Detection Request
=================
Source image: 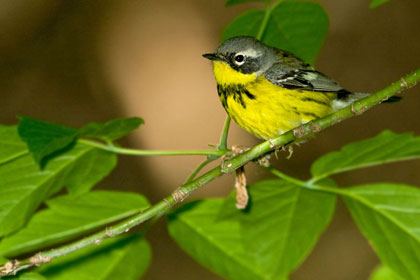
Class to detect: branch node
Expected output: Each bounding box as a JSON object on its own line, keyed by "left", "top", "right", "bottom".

{"left": 292, "top": 126, "right": 307, "bottom": 138}
{"left": 30, "top": 253, "right": 51, "bottom": 266}
{"left": 309, "top": 121, "right": 322, "bottom": 133}
{"left": 350, "top": 102, "right": 364, "bottom": 115}
{"left": 268, "top": 139, "right": 275, "bottom": 149}
{"left": 172, "top": 187, "right": 189, "bottom": 203}
{"left": 0, "top": 261, "right": 14, "bottom": 275}
{"left": 163, "top": 198, "right": 171, "bottom": 208}
{"left": 105, "top": 227, "right": 113, "bottom": 237}
{"left": 401, "top": 77, "right": 408, "bottom": 89}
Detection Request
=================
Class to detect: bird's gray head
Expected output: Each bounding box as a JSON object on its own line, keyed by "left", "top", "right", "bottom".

{"left": 203, "top": 36, "right": 276, "bottom": 75}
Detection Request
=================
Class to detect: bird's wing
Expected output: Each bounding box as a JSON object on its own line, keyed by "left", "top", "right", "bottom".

{"left": 265, "top": 62, "right": 344, "bottom": 93}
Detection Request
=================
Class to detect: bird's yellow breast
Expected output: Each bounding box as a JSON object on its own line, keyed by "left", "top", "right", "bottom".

{"left": 212, "top": 61, "right": 335, "bottom": 139}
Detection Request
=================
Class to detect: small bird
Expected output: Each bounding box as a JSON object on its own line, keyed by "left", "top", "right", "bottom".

{"left": 203, "top": 36, "right": 369, "bottom": 140}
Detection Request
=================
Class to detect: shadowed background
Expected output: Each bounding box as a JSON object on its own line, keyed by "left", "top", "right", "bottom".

{"left": 1, "top": 0, "right": 419, "bottom": 279}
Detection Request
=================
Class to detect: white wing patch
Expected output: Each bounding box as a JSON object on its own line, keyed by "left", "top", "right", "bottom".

{"left": 332, "top": 92, "right": 369, "bottom": 111}
{"left": 302, "top": 71, "right": 318, "bottom": 80}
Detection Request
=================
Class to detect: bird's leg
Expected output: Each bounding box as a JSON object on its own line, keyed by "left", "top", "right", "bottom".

{"left": 256, "top": 153, "right": 271, "bottom": 167}
{"left": 234, "top": 166, "right": 248, "bottom": 209}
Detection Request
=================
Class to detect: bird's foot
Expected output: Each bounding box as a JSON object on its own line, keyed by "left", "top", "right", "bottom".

{"left": 281, "top": 145, "right": 294, "bottom": 159}
{"left": 221, "top": 145, "right": 250, "bottom": 173}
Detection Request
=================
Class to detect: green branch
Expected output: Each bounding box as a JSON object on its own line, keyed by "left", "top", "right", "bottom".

{"left": 78, "top": 138, "right": 225, "bottom": 157}
{"left": 1, "top": 67, "right": 419, "bottom": 277}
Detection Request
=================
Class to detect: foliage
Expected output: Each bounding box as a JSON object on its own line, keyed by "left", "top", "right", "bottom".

{"left": 169, "top": 179, "right": 336, "bottom": 280}
{"left": 37, "top": 234, "right": 150, "bottom": 280}
{"left": 370, "top": 0, "right": 391, "bottom": 9}
{"left": 0, "top": 0, "right": 418, "bottom": 280}
{"left": 370, "top": 265, "right": 403, "bottom": 280}
{"left": 222, "top": 1, "right": 328, "bottom": 64}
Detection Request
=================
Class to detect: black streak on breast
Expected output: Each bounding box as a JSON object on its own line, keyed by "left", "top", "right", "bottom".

{"left": 217, "top": 84, "right": 256, "bottom": 109}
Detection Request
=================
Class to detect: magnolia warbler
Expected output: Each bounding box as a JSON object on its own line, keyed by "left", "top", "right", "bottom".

{"left": 203, "top": 36, "right": 377, "bottom": 140}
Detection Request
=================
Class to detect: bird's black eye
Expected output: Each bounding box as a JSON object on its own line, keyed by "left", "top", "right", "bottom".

{"left": 234, "top": 54, "right": 244, "bottom": 63}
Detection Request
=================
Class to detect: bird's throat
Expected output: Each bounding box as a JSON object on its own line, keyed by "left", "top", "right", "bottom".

{"left": 212, "top": 61, "right": 257, "bottom": 86}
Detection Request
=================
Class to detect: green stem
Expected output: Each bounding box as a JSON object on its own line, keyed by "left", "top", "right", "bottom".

{"left": 2, "top": 67, "right": 419, "bottom": 277}
{"left": 256, "top": 0, "right": 285, "bottom": 40}
{"left": 79, "top": 138, "right": 225, "bottom": 157}
{"left": 256, "top": 4, "right": 272, "bottom": 40}
{"left": 265, "top": 166, "right": 308, "bottom": 187}
{"left": 184, "top": 158, "right": 215, "bottom": 184}
{"left": 266, "top": 165, "right": 348, "bottom": 196}
{"left": 218, "top": 115, "right": 231, "bottom": 151}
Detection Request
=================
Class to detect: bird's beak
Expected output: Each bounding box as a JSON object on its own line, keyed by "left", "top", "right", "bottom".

{"left": 202, "top": 53, "right": 223, "bottom": 61}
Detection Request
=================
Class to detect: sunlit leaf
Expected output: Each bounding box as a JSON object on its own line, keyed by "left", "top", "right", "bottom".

{"left": 369, "top": 264, "right": 402, "bottom": 280}
{"left": 344, "top": 183, "right": 420, "bottom": 280}
{"left": 0, "top": 191, "right": 149, "bottom": 257}
{"left": 169, "top": 179, "right": 336, "bottom": 279}
{"left": 0, "top": 125, "right": 28, "bottom": 166}
{"left": 238, "top": 180, "right": 336, "bottom": 277}
{"left": 169, "top": 200, "right": 263, "bottom": 280}
{"left": 311, "top": 130, "right": 420, "bottom": 180}
{"left": 0, "top": 127, "right": 117, "bottom": 237}
{"left": 64, "top": 149, "right": 116, "bottom": 195}
{"left": 37, "top": 234, "right": 151, "bottom": 280}
{"left": 19, "top": 272, "right": 47, "bottom": 280}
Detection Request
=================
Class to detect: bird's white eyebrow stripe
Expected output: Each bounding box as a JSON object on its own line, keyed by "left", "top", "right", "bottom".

{"left": 241, "top": 48, "right": 262, "bottom": 57}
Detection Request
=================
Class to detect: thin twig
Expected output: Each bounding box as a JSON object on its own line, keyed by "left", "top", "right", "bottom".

{"left": 78, "top": 138, "right": 226, "bottom": 157}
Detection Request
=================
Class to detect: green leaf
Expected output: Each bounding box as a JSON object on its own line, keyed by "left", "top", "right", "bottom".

{"left": 222, "top": 10, "right": 265, "bottom": 41}
{"left": 169, "top": 200, "right": 263, "bottom": 280}
{"left": 239, "top": 180, "right": 336, "bottom": 277}
{"left": 19, "top": 272, "right": 47, "bottom": 280}
{"left": 222, "top": 1, "right": 328, "bottom": 64}
{"left": 225, "top": 0, "right": 268, "bottom": 7}
{"left": 0, "top": 191, "right": 149, "bottom": 257}
{"left": 18, "top": 116, "right": 79, "bottom": 165}
{"left": 79, "top": 117, "right": 144, "bottom": 142}
{"left": 169, "top": 179, "right": 336, "bottom": 280}
{"left": 0, "top": 127, "right": 117, "bottom": 237}
{"left": 311, "top": 130, "right": 420, "bottom": 180}
{"left": 263, "top": 1, "right": 328, "bottom": 64}
{"left": 370, "top": 0, "right": 391, "bottom": 9}
{"left": 0, "top": 256, "right": 8, "bottom": 266}
{"left": 64, "top": 149, "right": 117, "bottom": 195}
{"left": 343, "top": 183, "right": 420, "bottom": 280}
{"left": 37, "top": 234, "right": 151, "bottom": 280}
{"left": 370, "top": 265, "right": 403, "bottom": 280}
{"left": 0, "top": 125, "right": 28, "bottom": 166}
